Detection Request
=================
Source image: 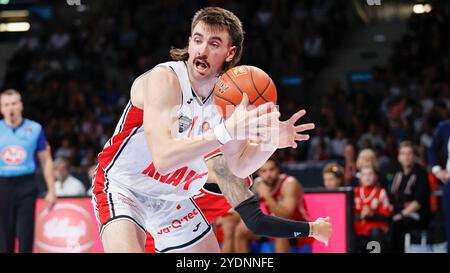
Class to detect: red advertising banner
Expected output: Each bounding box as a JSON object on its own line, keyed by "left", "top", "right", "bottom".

{"left": 34, "top": 197, "right": 104, "bottom": 253}
{"left": 34, "top": 190, "right": 352, "bottom": 253}
{"left": 304, "top": 191, "right": 352, "bottom": 253}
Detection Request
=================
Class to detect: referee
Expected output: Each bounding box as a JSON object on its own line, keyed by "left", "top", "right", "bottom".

{"left": 0, "top": 89, "right": 57, "bottom": 253}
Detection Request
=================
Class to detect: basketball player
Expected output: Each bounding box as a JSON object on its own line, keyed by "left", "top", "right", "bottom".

{"left": 234, "top": 157, "right": 314, "bottom": 253}
{"left": 144, "top": 150, "right": 332, "bottom": 253}
{"left": 93, "top": 7, "right": 318, "bottom": 253}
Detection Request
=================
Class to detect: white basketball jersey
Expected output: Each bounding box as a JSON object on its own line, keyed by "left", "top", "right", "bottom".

{"left": 96, "top": 61, "right": 222, "bottom": 201}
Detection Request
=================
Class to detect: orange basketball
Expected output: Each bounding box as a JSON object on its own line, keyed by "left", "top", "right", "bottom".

{"left": 213, "top": 65, "right": 277, "bottom": 118}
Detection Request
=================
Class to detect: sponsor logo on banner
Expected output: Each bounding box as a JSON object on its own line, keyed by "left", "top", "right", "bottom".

{"left": 0, "top": 145, "right": 27, "bottom": 164}
{"left": 35, "top": 201, "right": 95, "bottom": 253}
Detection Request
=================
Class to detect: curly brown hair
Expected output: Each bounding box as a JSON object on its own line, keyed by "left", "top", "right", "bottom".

{"left": 169, "top": 7, "right": 244, "bottom": 74}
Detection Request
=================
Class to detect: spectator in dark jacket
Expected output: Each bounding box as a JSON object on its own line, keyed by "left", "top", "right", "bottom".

{"left": 390, "top": 141, "right": 430, "bottom": 253}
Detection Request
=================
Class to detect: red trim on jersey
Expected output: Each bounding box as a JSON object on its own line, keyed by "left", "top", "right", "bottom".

{"left": 203, "top": 148, "right": 222, "bottom": 160}
{"left": 93, "top": 103, "right": 143, "bottom": 224}
{"left": 145, "top": 230, "right": 155, "bottom": 253}
{"left": 93, "top": 167, "right": 111, "bottom": 224}
{"left": 97, "top": 105, "right": 143, "bottom": 170}
{"left": 187, "top": 116, "right": 198, "bottom": 138}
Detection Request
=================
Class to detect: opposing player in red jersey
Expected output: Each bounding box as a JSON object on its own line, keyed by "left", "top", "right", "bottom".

{"left": 234, "top": 157, "right": 314, "bottom": 253}
{"left": 354, "top": 165, "right": 392, "bottom": 252}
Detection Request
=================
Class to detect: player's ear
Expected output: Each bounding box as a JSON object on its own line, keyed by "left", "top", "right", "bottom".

{"left": 225, "top": 46, "right": 237, "bottom": 62}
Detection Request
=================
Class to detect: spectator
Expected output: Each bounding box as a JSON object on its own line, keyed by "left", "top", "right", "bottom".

{"left": 354, "top": 165, "right": 392, "bottom": 253}
{"left": 48, "top": 26, "right": 71, "bottom": 50}
{"left": 343, "top": 143, "right": 357, "bottom": 186}
{"left": 322, "top": 163, "right": 345, "bottom": 190}
{"left": 54, "top": 158, "right": 87, "bottom": 197}
{"left": 54, "top": 138, "right": 74, "bottom": 163}
{"left": 330, "top": 129, "right": 347, "bottom": 159}
{"left": 307, "top": 126, "right": 331, "bottom": 161}
{"left": 390, "top": 141, "right": 430, "bottom": 253}
{"left": 358, "top": 123, "right": 385, "bottom": 150}
{"left": 352, "top": 148, "right": 389, "bottom": 189}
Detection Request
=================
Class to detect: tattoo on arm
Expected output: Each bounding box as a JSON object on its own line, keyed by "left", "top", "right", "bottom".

{"left": 212, "top": 156, "right": 254, "bottom": 207}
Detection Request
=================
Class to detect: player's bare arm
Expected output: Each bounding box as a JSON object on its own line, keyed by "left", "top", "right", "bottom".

{"left": 206, "top": 156, "right": 253, "bottom": 207}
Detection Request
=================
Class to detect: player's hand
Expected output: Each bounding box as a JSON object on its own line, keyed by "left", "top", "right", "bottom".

{"left": 310, "top": 216, "right": 332, "bottom": 246}
{"left": 224, "top": 93, "right": 279, "bottom": 142}
{"left": 265, "top": 109, "right": 315, "bottom": 149}
{"left": 44, "top": 191, "right": 57, "bottom": 210}
{"left": 435, "top": 170, "right": 449, "bottom": 184}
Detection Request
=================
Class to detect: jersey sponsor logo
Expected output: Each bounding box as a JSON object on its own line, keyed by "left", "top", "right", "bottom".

{"left": 179, "top": 115, "right": 192, "bottom": 133}
{"left": 142, "top": 162, "right": 208, "bottom": 191}
{"left": 157, "top": 208, "right": 199, "bottom": 235}
{"left": 0, "top": 145, "right": 27, "bottom": 164}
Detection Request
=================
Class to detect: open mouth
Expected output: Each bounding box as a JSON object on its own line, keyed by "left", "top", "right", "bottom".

{"left": 194, "top": 59, "right": 209, "bottom": 74}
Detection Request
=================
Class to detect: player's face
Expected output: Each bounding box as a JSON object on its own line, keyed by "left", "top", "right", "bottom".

{"left": 258, "top": 160, "right": 280, "bottom": 186}
{"left": 0, "top": 94, "right": 23, "bottom": 121}
{"left": 398, "top": 146, "right": 414, "bottom": 168}
{"left": 359, "top": 167, "right": 376, "bottom": 187}
{"left": 187, "top": 21, "right": 236, "bottom": 80}
{"left": 323, "top": 173, "right": 341, "bottom": 190}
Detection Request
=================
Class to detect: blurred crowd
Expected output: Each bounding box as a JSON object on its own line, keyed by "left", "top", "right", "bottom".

{"left": 282, "top": 4, "right": 450, "bottom": 172}
{"left": 2, "top": 0, "right": 349, "bottom": 188}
